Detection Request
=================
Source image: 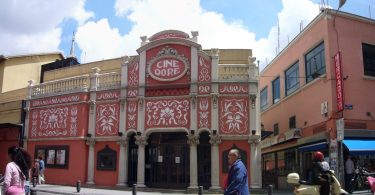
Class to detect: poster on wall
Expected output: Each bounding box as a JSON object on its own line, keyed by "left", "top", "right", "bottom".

{"left": 47, "top": 150, "right": 55, "bottom": 164}
{"left": 56, "top": 150, "right": 66, "bottom": 165}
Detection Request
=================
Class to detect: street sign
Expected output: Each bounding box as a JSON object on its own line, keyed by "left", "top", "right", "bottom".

{"left": 336, "top": 118, "right": 344, "bottom": 141}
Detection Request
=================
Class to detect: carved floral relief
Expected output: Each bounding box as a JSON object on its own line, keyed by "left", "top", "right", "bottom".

{"left": 219, "top": 98, "right": 249, "bottom": 134}
{"left": 145, "top": 99, "right": 190, "bottom": 129}
{"left": 95, "top": 103, "right": 119, "bottom": 136}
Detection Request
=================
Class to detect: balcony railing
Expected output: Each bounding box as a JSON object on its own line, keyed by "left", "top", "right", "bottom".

{"left": 219, "top": 65, "right": 250, "bottom": 80}
{"left": 31, "top": 75, "right": 90, "bottom": 98}
{"left": 97, "top": 72, "right": 121, "bottom": 90}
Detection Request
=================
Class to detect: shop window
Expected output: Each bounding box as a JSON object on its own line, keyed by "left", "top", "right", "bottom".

{"left": 260, "top": 87, "right": 268, "bottom": 111}
{"left": 262, "top": 153, "right": 275, "bottom": 174}
{"left": 362, "top": 43, "right": 375, "bottom": 77}
{"left": 289, "top": 115, "right": 296, "bottom": 129}
{"left": 277, "top": 150, "right": 297, "bottom": 176}
{"left": 35, "top": 146, "right": 69, "bottom": 169}
{"left": 97, "top": 145, "right": 117, "bottom": 171}
{"left": 222, "top": 145, "right": 247, "bottom": 173}
{"left": 305, "top": 42, "right": 326, "bottom": 83}
{"left": 272, "top": 77, "right": 280, "bottom": 104}
{"left": 285, "top": 62, "right": 300, "bottom": 96}
{"left": 273, "top": 123, "right": 279, "bottom": 136}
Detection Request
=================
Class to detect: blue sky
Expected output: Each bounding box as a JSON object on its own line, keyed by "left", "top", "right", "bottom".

{"left": 1, "top": 0, "right": 374, "bottom": 70}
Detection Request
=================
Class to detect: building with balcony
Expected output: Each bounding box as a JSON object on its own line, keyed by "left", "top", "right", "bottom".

{"left": 22, "top": 30, "right": 262, "bottom": 191}
{"left": 0, "top": 52, "right": 64, "bottom": 174}
{"left": 259, "top": 9, "right": 375, "bottom": 189}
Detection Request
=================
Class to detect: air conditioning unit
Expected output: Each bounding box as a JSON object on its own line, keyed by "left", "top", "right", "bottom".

{"left": 321, "top": 101, "right": 328, "bottom": 115}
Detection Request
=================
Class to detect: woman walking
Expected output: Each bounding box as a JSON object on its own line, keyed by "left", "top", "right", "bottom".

{"left": 3, "top": 146, "right": 32, "bottom": 195}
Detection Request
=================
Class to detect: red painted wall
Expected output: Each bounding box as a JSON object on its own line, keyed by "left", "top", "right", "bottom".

{"left": 219, "top": 140, "right": 251, "bottom": 188}
{"left": 94, "top": 142, "right": 119, "bottom": 186}
{"left": 0, "top": 127, "right": 20, "bottom": 174}
{"left": 27, "top": 140, "right": 87, "bottom": 185}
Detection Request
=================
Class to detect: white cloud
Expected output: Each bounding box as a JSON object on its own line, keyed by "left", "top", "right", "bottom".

{"left": 77, "top": 0, "right": 320, "bottom": 68}
{"left": 0, "top": 0, "right": 93, "bottom": 55}
{"left": 76, "top": 19, "right": 127, "bottom": 63}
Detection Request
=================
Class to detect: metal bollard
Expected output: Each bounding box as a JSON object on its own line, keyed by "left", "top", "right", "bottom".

{"left": 76, "top": 180, "right": 81, "bottom": 192}
{"left": 30, "top": 188, "right": 37, "bottom": 195}
{"left": 132, "top": 184, "right": 137, "bottom": 195}
{"left": 268, "top": 184, "right": 273, "bottom": 195}
{"left": 198, "top": 186, "right": 203, "bottom": 195}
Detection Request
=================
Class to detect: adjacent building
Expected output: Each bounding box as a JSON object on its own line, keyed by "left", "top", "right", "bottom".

{"left": 260, "top": 9, "right": 375, "bottom": 189}
{"left": 22, "top": 30, "right": 262, "bottom": 191}
{"left": 0, "top": 52, "right": 64, "bottom": 174}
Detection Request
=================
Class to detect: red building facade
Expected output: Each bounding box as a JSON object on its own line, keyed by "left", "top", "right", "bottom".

{"left": 24, "top": 30, "right": 261, "bottom": 191}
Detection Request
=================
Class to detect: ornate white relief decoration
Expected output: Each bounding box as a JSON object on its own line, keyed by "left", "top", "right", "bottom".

{"left": 39, "top": 107, "right": 69, "bottom": 136}
{"left": 127, "top": 101, "right": 137, "bottom": 129}
{"left": 146, "top": 99, "right": 189, "bottom": 128}
{"left": 31, "top": 111, "right": 38, "bottom": 137}
{"left": 219, "top": 84, "right": 249, "bottom": 94}
{"left": 198, "top": 85, "right": 211, "bottom": 94}
{"left": 198, "top": 98, "right": 210, "bottom": 128}
{"left": 97, "top": 91, "right": 120, "bottom": 100}
{"left": 70, "top": 106, "right": 78, "bottom": 136}
{"left": 220, "top": 98, "right": 249, "bottom": 134}
{"left": 127, "top": 89, "right": 138, "bottom": 97}
{"left": 198, "top": 57, "right": 211, "bottom": 82}
{"left": 129, "top": 62, "right": 139, "bottom": 86}
{"left": 32, "top": 95, "right": 80, "bottom": 107}
{"left": 96, "top": 104, "right": 119, "bottom": 135}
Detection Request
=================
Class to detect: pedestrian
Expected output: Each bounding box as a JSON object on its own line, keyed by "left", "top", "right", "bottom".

{"left": 31, "top": 159, "right": 39, "bottom": 185}
{"left": 3, "top": 146, "right": 32, "bottom": 195}
{"left": 224, "top": 149, "right": 249, "bottom": 195}
{"left": 38, "top": 156, "right": 45, "bottom": 184}
{"left": 345, "top": 155, "right": 355, "bottom": 190}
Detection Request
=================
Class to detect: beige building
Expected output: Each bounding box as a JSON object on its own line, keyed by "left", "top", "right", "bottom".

{"left": 0, "top": 52, "right": 63, "bottom": 174}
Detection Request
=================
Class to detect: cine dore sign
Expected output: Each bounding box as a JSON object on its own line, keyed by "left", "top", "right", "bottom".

{"left": 148, "top": 57, "right": 188, "bottom": 82}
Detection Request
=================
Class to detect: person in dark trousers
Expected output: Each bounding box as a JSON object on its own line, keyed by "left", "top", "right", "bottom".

{"left": 310, "top": 151, "right": 330, "bottom": 195}
{"left": 224, "top": 149, "right": 249, "bottom": 195}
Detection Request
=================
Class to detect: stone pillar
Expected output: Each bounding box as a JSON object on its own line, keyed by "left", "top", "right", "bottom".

{"left": 211, "top": 48, "right": 220, "bottom": 132}
{"left": 119, "top": 56, "right": 128, "bottom": 136}
{"left": 24, "top": 80, "right": 35, "bottom": 149}
{"left": 117, "top": 138, "right": 128, "bottom": 186}
{"left": 135, "top": 134, "right": 147, "bottom": 187}
{"left": 86, "top": 138, "right": 96, "bottom": 185}
{"left": 209, "top": 133, "right": 222, "bottom": 190}
{"left": 248, "top": 94, "right": 262, "bottom": 189}
{"left": 187, "top": 133, "right": 199, "bottom": 190}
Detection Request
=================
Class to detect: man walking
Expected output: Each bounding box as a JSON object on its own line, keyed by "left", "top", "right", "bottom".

{"left": 224, "top": 149, "right": 249, "bottom": 195}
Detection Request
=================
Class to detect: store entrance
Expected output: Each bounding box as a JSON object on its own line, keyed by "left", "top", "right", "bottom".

{"left": 145, "top": 132, "right": 189, "bottom": 189}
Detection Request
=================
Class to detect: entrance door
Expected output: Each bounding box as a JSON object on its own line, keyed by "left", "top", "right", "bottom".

{"left": 198, "top": 132, "right": 211, "bottom": 189}
{"left": 127, "top": 134, "right": 138, "bottom": 186}
{"left": 145, "top": 132, "right": 189, "bottom": 189}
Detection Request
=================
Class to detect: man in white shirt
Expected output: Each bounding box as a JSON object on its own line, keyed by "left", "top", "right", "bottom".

{"left": 345, "top": 155, "right": 355, "bottom": 190}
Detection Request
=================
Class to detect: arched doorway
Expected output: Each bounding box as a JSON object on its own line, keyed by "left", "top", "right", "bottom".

{"left": 127, "top": 133, "right": 138, "bottom": 186}
{"left": 198, "top": 131, "right": 211, "bottom": 189}
{"left": 145, "top": 132, "right": 189, "bottom": 189}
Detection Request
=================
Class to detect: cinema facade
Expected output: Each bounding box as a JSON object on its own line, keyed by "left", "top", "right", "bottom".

{"left": 23, "top": 30, "right": 261, "bottom": 191}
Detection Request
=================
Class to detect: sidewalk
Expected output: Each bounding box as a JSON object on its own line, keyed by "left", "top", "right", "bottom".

{"left": 33, "top": 184, "right": 293, "bottom": 195}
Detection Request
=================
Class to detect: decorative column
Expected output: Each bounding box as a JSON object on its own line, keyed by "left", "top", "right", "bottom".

{"left": 135, "top": 134, "right": 147, "bottom": 187}
{"left": 119, "top": 56, "right": 128, "bottom": 135}
{"left": 209, "top": 133, "right": 222, "bottom": 190}
{"left": 86, "top": 67, "right": 99, "bottom": 185}
{"left": 117, "top": 137, "right": 128, "bottom": 186}
{"left": 248, "top": 94, "right": 262, "bottom": 189}
{"left": 211, "top": 48, "right": 220, "bottom": 132}
{"left": 187, "top": 133, "right": 199, "bottom": 190}
{"left": 86, "top": 137, "right": 96, "bottom": 185}
{"left": 23, "top": 80, "right": 35, "bottom": 149}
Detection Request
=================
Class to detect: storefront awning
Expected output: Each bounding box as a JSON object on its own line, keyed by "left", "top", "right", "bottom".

{"left": 343, "top": 140, "right": 375, "bottom": 155}
{"left": 298, "top": 142, "right": 328, "bottom": 152}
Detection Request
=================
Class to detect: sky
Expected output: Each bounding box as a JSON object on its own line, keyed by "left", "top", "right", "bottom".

{"left": 0, "top": 0, "right": 374, "bottom": 70}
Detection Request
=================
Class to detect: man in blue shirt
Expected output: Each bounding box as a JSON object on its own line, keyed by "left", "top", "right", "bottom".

{"left": 224, "top": 149, "right": 249, "bottom": 195}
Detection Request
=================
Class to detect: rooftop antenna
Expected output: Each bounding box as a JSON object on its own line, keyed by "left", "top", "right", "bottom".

{"left": 300, "top": 21, "right": 304, "bottom": 32}
{"left": 277, "top": 20, "right": 280, "bottom": 54}
{"left": 68, "top": 31, "right": 76, "bottom": 59}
